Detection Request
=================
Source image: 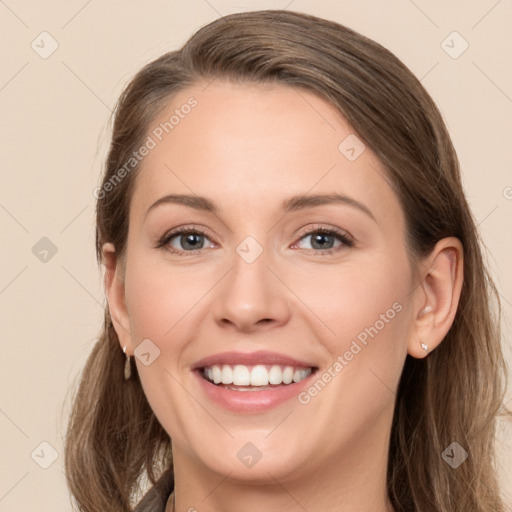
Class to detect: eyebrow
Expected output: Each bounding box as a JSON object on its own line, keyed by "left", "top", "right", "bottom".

{"left": 145, "top": 193, "right": 376, "bottom": 222}
{"left": 145, "top": 194, "right": 217, "bottom": 219}
{"left": 282, "top": 193, "right": 376, "bottom": 221}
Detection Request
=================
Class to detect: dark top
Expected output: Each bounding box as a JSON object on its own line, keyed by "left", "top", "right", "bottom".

{"left": 134, "top": 469, "right": 174, "bottom": 512}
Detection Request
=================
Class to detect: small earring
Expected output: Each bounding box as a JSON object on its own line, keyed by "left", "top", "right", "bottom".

{"left": 420, "top": 341, "right": 428, "bottom": 352}
{"left": 123, "top": 345, "right": 132, "bottom": 380}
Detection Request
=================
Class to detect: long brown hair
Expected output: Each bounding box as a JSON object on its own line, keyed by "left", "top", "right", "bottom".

{"left": 64, "top": 10, "right": 510, "bottom": 511}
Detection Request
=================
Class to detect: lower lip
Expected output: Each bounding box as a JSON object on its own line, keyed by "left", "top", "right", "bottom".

{"left": 194, "top": 370, "right": 314, "bottom": 413}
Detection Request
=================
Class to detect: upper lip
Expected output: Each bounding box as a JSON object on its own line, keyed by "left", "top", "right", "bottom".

{"left": 192, "top": 350, "right": 317, "bottom": 370}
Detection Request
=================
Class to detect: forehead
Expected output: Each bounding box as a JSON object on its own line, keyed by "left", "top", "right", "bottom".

{"left": 129, "top": 80, "right": 402, "bottom": 226}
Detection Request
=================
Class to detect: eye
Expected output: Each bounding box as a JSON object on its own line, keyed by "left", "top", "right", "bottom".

{"left": 156, "top": 224, "right": 354, "bottom": 256}
{"left": 292, "top": 225, "right": 354, "bottom": 254}
{"left": 156, "top": 227, "right": 215, "bottom": 254}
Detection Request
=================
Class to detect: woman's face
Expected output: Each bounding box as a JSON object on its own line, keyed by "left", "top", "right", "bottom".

{"left": 114, "top": 80, "right": 420, "bottom": 482}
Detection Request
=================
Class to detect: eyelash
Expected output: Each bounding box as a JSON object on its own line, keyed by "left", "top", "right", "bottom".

{"left": 155, "top": 224, "right": 355, "bottom": 256}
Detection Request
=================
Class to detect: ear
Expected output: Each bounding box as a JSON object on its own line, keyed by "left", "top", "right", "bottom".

{"left": 102, "top": 242, "right": 133, "bottom": 355}
{"left": 408, "top": 237, "right": 464, "bottom": 358}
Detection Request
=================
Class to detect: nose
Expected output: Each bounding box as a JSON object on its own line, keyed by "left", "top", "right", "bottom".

{"left": 212, "top": 244, "right": 291, "bottom": 333}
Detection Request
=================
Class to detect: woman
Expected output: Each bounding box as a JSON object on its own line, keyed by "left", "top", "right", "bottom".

{"left": 64, "top": 10, "right": 510, "bottom": 512}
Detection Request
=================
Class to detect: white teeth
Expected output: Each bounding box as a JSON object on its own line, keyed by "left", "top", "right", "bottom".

{"left": 283, "top": 366, "right": 294, "bottom": 384}
{"left": 268, "top": 365, "right": 283, "bottom": 385}
{"left": 232, "top": 365, "right": 251, "bottom": 386}
{"left": 293, "top": 369, "right": 304, "bottom": 383}
{"left": 212, "top": 365, "right": 222, "bottom": 384}
{"left": 250, "top": 365, "right": 268, "bottom": 386}
{"left": 296, "top": 369, "right": 311, "bottom": 382}
{"left": 220, "top": 365, "right": 233, "bottom": 385}
{"left": 202, "top": 364, "right": 313, "bottom": 387}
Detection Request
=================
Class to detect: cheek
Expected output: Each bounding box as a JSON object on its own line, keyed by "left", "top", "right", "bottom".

{"left": 122, "top": 256, "right": 210, "bottom": 441}
{"left": 290, "top": 251, "right": 412, "bottom": 426}
{"left": 291, "top": 252, "right": 411, "bottom": 358}
{"left": 124, "top": 271, "right": 170, "bottom": 345}
{"left": 299, "top": 252, "right": 411, "bottom": 425}
{"left": 124, "top": 254, "right": 212, "bottom": 346}
{"left": 122, "top": 253, "right": 224, "bottom": 413}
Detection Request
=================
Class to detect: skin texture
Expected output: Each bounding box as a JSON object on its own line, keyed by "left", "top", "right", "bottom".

{"left": 103, "top": 80, "right": 463, "bottom": 512}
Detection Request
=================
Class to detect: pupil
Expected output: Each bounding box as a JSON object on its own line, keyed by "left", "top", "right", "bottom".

{"left": 312, "top": 233, "right": 333, "bottom": 250}
{"left": 182, "top": 233, "right": 202, "bottom": 250}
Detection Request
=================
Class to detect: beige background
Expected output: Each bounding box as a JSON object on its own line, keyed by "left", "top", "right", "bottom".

{"left": 0, "top": 1, "right": 511, "bottom": 510}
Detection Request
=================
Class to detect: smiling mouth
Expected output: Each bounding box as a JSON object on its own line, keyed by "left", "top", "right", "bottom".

{"left": 200, "top": 364, "right": 316, "bottom": 391}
